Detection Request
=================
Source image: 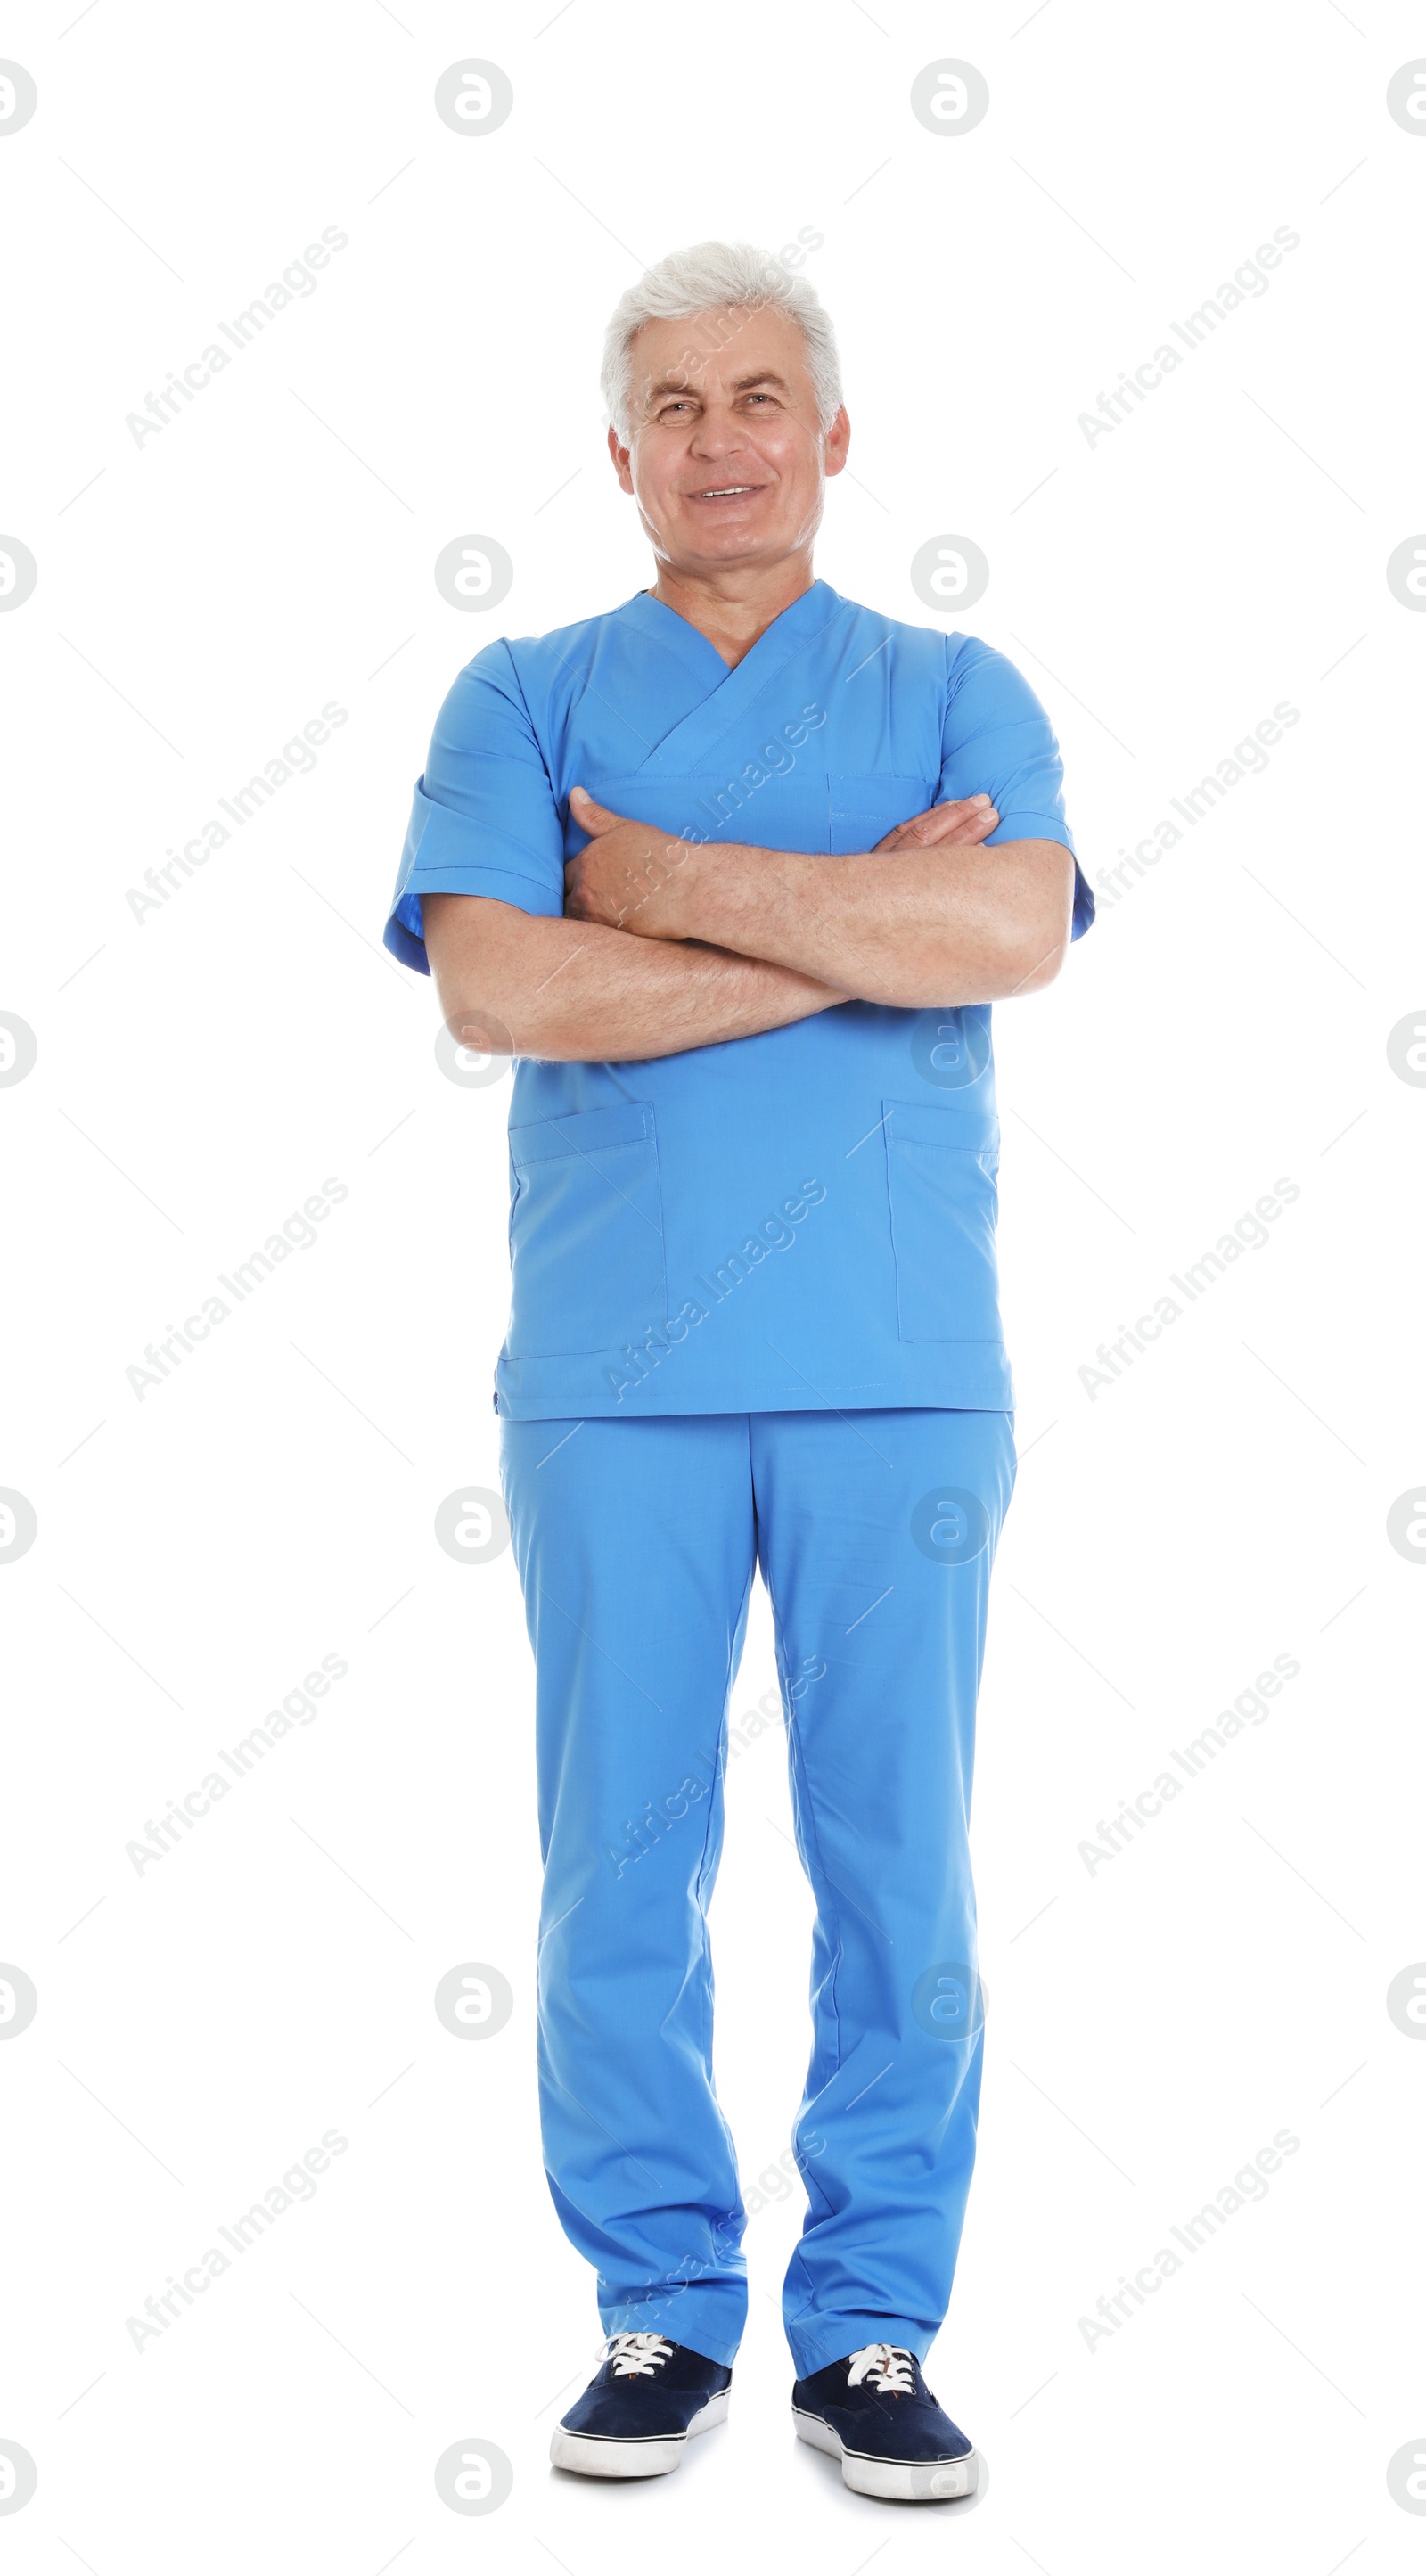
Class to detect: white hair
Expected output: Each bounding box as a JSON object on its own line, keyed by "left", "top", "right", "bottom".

{"left": 600, "top": 240, "right": 842, "bottom": 441}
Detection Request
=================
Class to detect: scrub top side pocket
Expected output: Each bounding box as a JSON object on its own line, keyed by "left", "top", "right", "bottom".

{"left": 506, "top": 1102, "right": 667, "bottom": 1358}
{"left": 881, "top": 1097, "right": 1003, "bottom": 1345}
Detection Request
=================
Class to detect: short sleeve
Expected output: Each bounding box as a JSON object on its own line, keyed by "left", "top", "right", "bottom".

{"left": 938, "top": 637, "right": 1094, "bottom": 941}
{"left": 383, "top": 642, "right": 566, "bottom": 973}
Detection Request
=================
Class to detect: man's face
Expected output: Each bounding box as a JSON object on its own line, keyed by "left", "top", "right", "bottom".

{"left": 609, "top": 304, "right": 849, "bottom": 574}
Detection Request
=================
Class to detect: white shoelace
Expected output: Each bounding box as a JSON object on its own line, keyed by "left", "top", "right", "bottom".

{"left": 605, "top": 2332, "right": 676, "bottom": 2379}
{"left": 847, "top": 2342, "right": 916, "bottom": 2394}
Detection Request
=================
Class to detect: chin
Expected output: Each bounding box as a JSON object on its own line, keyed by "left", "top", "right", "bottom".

{"left": 686, "top": 520, "right": 779, "bottom": 557}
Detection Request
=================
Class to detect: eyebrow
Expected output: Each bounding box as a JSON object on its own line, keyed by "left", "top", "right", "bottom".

{"left": 643, "top": 370, "right": 791, "bottom": 406}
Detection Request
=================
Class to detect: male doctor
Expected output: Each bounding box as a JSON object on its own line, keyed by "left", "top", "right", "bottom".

{"left": 385, "top": 241, "right": 1093, "bottom": 2505}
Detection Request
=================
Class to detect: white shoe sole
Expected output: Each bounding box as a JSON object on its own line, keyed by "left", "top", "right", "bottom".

{"left": 793, "top": 2407, "right": 979, "bottom": 2501}
{"left": 551, "top": 2388, "right": 728, "bottom": 2479}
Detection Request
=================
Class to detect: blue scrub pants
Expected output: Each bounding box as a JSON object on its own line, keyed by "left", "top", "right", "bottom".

{"left": 500, "top": 1407, "right": 1016, "bottom": 2379}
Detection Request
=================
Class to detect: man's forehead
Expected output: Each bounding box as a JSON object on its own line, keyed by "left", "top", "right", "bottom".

{"left": 626, "top": 305, "right": 813, "bottom": 405}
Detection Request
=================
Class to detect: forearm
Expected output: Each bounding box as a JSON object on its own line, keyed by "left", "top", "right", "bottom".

{"left": 679, "top": 839, "right": 1076, "bottom": 1006}
{"left": 422, "top": 894, "right": 845, "bottom": 1062}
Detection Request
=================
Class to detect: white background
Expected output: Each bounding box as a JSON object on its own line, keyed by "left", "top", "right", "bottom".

{"left": 4, "top": 0, "right": 1425, "bottom": 2566}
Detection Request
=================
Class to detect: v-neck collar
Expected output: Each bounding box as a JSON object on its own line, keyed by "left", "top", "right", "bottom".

{"left": 621, "top": 579, "right": 841, "bottom": 775}
{"left": 625, "top": 578, "right": 837, "bottom": 681}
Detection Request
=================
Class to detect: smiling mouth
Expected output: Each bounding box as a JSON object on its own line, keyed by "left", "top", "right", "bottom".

{"left": 687, "top": 484, "right": 764, "bottom": 500}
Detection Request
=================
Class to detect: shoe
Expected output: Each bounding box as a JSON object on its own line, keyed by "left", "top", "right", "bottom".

{"left": 551, "top": 2332, "right": 732, "bottom": 2478}
{"left": 791, "top": 2341, "right": 979, "bottom": 2501}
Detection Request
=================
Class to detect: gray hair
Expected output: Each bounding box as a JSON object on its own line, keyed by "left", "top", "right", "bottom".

{"left": 600, "top": 240, "right": 842, "bottom": 442}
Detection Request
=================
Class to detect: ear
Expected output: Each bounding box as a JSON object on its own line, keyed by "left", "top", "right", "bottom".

{"left": 823, "top": 404, "right": 851, "bottom": 480}
{"left": 607, "top": 422, "right": 635, "bottom": 495}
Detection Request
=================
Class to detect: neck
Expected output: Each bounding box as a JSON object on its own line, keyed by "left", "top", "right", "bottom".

{"left": 649, "top": 554, "right": 816, "bottom": 668}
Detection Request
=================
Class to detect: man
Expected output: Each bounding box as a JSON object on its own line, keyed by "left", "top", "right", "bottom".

{"left": 384, "top": 240, "right": 1093, "bottom": 2504}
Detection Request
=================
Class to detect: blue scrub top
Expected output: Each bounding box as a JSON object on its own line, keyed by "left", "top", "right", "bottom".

{"left": 385, "top": 579, "right": 1091, "bottom": 1420}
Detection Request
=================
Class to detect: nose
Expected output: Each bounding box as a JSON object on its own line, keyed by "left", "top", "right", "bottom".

{"left": 688, "top": 405, "right": 750, "bottom": 461}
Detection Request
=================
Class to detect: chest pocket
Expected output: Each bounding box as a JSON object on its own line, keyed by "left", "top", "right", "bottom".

{"left": 881, "top": 1098, "right": 1002, "bottom": 1344}
{"left": 829, "top": 777, "right": 938, "bottom": 856}
{"left": 507, "top": 1102, "right": 667, "bottom": 1358}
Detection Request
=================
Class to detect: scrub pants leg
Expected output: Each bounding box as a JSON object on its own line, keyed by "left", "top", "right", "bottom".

{"left": 500, "top": 1405, "right": 1015, "bottom": 2376}
{"left": 746, "top": 1407, "right": 1016, "bottom": 2380}
{"left": 501, "top": 1412, "right": 758, "bottom": 2369}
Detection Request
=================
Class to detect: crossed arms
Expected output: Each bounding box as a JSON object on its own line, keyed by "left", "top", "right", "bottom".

{"left": 423, "top": 786, "right": 1076, "bottom": 1065}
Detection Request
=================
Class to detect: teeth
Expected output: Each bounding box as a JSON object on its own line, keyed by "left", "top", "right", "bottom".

{"left": 698, "top": 486, "right": 754, "bottom": 496}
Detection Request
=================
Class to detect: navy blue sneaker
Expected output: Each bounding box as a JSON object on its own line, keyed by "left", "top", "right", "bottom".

{"left": 792, "top": 2342, "right": 979, "bottom": 2501}
{"left": 551, "top": 2333, "right": 732, "bottom": 2478}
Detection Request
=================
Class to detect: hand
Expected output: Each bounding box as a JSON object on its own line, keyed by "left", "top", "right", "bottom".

{"left": 564, "top": 786, "right": 702, "bottom": 938}
{"left": 874, "top": 792, "right": 999, "bottom": 853}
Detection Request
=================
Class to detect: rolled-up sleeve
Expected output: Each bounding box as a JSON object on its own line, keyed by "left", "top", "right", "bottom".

{"left": 939, "top": 637, "right": 1094, "bottom": 941}
{"left": 383, "top": 643, "right": 566, "bottom": 973}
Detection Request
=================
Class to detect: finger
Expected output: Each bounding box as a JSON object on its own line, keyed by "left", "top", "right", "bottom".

{"left": 878, "top": 803, "right": 999, "bottom": 852}
{"left": 565, "top": 884, "right": 616, "bottom": 925}
{"left": 925, "top": 794, "right": 1000, "bottom": 831}
{"left": 947, "top": 801, "right": 999, "bottom": 839}
{"left": 565, "top": 862, "right": 628, "bottom": 927}
{"left": 892, "top": 803, "right": 992, "bottom": 847}
{"left": 911, "top": 794, "right": 988, "bottom": 833}
{"left": 935, "top": 811, "right": 999, "bottom": 847}
{"left": 874, "top": 807, "right": 947, "bottom": 850}
{"left": 569, "top": 783, "right": 624, "bottom": 834}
